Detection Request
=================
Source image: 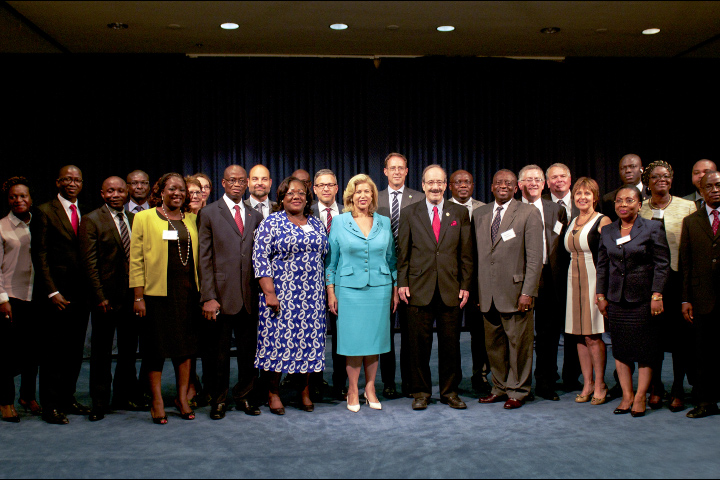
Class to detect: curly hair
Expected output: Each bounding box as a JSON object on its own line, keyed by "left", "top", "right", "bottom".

{"left": 642, "top": 160, "right": 674, "bottom": 187}
{"left": 148, "top": 173, "right": 190, "bottom": 210}
{"left": 274, "top": 176, "right": 312, "bottom": 217}
{"left": 2, "top": 176, "right": 31, "bottom": 196}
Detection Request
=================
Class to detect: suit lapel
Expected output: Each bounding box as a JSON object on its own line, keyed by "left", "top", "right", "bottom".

{"left": 403, "top": 189, "right": 418, "bottom": 208}
{"left": 219, "top": 201, "right": 242, "bottom": 237}
{"left": 692, "top": 209, "right": 716, "bottom": 241}
{"left": 101, "top": 206, "right": 124, "bottom": 248}
{"left": 243, "top": 206, "right": 260, "bottom": 241}
{"left": 437, "top": 204, "right": 452, "bottom": 246}
{"left": 52, "top": 198, "right": 76, "bottom": 238}
{"left": 417, "top": 203, "right": 437, "bottom": 244}
{"left": 493, "top": 200, "right": 517, "bottom": 248}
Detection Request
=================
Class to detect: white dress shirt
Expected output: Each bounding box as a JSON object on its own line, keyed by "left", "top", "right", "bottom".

{"left": 249, "top": 196, "right": 271, "bottom": 219}
{"left": 389, "top": 186, "right": 405, "bottom": 210}
{"left": 550, "top": 191, "right": 573, "bottom": 219}
{"left": 107, "top": 205, "right": 131, "bottom": 236}
{"left": 492, "top": 199, "right": 511, "bottom": 226}
{"left": 318, "top": 201, "right": 340, "bottom": 230}
{"left": 450, "top": 197, "right": 474, "bottom": 215}
{"left": 706, "top": 204, "right": 720, "bottom": 225}
{"left": 57, "top": 193, "right": 80, "bottom": 224}
{"left": 426, "top": 199, "right": 444, "bottom": 224}
{"left": 224, "top": 194, "right": 246, "bottom": 225}
{"left": 126, "top": 199, "right": 150, "bottom": 213}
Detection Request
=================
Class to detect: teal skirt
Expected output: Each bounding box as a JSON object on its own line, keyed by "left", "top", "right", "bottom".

{"left": 336, "top": 285, "right": 392, "bottom": 356}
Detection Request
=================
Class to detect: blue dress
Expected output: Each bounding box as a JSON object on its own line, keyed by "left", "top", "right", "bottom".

{"left": 252, "top": 211, "right": 329, "bottom": 373}
{"left": 325, "top": 212, "right": 397, "bottom": 356}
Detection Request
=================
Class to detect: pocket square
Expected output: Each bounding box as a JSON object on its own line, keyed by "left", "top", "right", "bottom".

{"left": 450, "top": 221, "right": 457, "bottom": 226}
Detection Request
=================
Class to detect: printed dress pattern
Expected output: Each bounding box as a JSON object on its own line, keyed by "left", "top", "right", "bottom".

{"left": 252, "top": 211, "right": 329, "bottom": 373}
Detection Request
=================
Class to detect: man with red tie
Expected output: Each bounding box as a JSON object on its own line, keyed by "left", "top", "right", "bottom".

{"left": 397, "top": 165, "right": 473, "bottom": 410}
{"left": 32, "top": 165, "right": 91, "bottom": 424}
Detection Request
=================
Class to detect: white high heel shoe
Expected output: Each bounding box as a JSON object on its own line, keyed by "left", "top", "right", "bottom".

{"left": 364, "top": 392, "right": 382, "bottom": 410}
{"left": 347, "top": 392, "right": 361, "bottom": 413}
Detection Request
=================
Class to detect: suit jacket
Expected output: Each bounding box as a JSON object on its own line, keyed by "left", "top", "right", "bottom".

{"left": 600, "top": 186, "right": 649, "bottom": 221}
{"left": 310, "top": 202, "right": 339, "bottom": 219}
{"left": 472, "top": 199, "right": 544, "bottom": 313}
{"left": 449, "top": 197, "right": 486, "bottom": 214}
{"left": 539, "top": 198, "right": 570, "bottom": 298}
{"left": 679, "top": 208, "right": 720, "bottom": 314}
{"left": 542, "top": 193, "right": 580, "bottom": 220}
{"left": 244, "top": 198, "right": 277, "bottom": 216}
{"left": 596, "top": 216, "right": 670, "bottom": 303}
{"left": 325, "top": 212, "right": 397, "bottom": 288}
{"left": 376, "top": 187, "right": 425, "bottom": 219}
{"left": 31, "top": 198, "right": 88, "bottom": 302}
{"left": 197, "top": 200, "right": 262, "bottom": 316}
{"left": 397, "top": 201, "right": 472, "bottom": 307}
{"left": 78, "top": 205, "right": 135, "bottom": 306}
{"left": 683, "top": 192, "right": 706, "bottom": 211}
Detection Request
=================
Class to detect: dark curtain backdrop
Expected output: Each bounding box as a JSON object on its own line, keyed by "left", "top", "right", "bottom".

{"left": 2, "top": 54, "right": 719, "bottom": 210}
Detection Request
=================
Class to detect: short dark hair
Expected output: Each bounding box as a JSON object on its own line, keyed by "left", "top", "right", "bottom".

{"left": 149, "top": 173, "right": 190, "bottom": 210}
{"left": 493, "top": 169, "right": 518, "bottom": 184}
{"left": 274, "top": 176, "right": 313, "bottom": 217}
{"left": 616, "top": 184, "right": 643, "bottom": 203}
{"left": 571, "top": 177, "right": 600, "bottom": 208}
{"left": 2, "top": 176, "right": 31, "bottom": 196}
{"left": 384, "top": 153, "right": 408, "bottom": 169}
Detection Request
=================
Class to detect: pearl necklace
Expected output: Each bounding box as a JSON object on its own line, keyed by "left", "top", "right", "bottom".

{"left": 161, "top": 204, "right": 191, "bottom": 267}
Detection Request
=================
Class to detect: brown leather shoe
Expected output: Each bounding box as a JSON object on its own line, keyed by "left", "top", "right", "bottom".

{"left": 479, "top": 393, "right": 508, "bottom": 404}
{"left": 440, "top": 396, "right": 467, "bottom": 409}
{"left": 503, "top": 398, "right": 523, "bottom": 409}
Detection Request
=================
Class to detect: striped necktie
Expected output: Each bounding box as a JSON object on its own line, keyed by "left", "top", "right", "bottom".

{"left": 391, "top": 191, "right": 401, "bottom": 241}
{"left": 325, "top": 208, "right": 333, "bottom": 233}
{"left": 491, "top": 205, "right": 503, "bottom": 243}
{"left": 117, "top": 212, "right": 131, "bottom": 259}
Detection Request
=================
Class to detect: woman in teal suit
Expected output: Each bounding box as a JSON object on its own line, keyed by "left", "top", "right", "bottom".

{"left": 326, "top": 174, "right": 398, "bottom": 412}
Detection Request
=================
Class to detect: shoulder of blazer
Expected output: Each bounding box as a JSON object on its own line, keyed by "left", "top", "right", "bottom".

{"left": 602, "top": 188, "right": 619, "bottom": 203}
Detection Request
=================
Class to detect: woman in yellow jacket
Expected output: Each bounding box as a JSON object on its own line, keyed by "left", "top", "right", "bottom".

{"left": 130, "top": 173, "right": 200, "bottom": 424}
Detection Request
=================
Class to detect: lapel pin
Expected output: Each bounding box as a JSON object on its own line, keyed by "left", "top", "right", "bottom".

{"left": 446, "top": 212, "right": 450, "bottom": 217}
{"left": 409, "top": 195, "right": 413, "bottom": 199}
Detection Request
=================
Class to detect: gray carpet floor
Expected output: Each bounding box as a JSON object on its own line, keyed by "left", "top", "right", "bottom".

{"left": 1, "top": 332, "right": 718, "bottom": 479}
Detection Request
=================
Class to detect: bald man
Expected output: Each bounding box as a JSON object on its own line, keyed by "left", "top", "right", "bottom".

{"left": 79, "top": 177, "right": 146, "bottom": 421}
{"left": 292, "top": 169, "right": 316, "bottom": 206}
{"left": 684, "top": 159, "right": 717, "bottom": 210}
{"left": 245, "top": 165, "right": 276, "bottom": 218}
{"left": 32, "top": 165, "right": 91, "bottom": 424}
{"left": 601, "top": 154, "right": 649, "bottom": 221}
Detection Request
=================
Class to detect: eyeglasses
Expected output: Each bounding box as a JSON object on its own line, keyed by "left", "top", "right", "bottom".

{"left": 315, "top": 183, "right": 337, "bottom": 190}
{"left": 129, "top": 181, "right": 149, "bottom": 187}
{"left": 521, "top": 177, "right": 544, "bottom": 184}
{"left": 702, "top": 183, "right": 720, "bottom": 192}
{"left": 649, "top": 174, "right": 672, "bottom": 181}
{"left": 387, "top": 166, "right": 407, "bottom": 173}
{"left": 224, "top": 178, "right": 247, "bottom": 186}
{"left": 200, "top": 185, "right": 212, "bottom": 192}
{"left": 614, "top": 198, "right": 638, "bottom": 206}
{"left": 424, "top": 181, "right": 446, "bottom": 187}
{"left": 493, "top": 180, "right": 515, "bottom": 187}
{"left": 452, "top": 181, "right": 473, "bottom": 187}
{"left": 286, "top": 190, "right": 307, "bottom": 198}
{"left": 58, "top": 177, "right": 83, "bottom": 185}
{"left": 188, "top": 191, "right": 202, "bottom": 197}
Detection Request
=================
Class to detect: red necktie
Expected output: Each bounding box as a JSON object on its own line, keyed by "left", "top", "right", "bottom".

{"left": 234, "top": 205, "right": 244, "bottom": 235}
{"left": 432, "top": 206, "right": 441, "bottom": 243}
{"left": 712, "top": 210, "right": 719, "bottom": 236}
{"left": 70, "top": 204, "right": 79, "bottom": 235}
{"left": 325, "top": 208, "right": 333, "bottom": 233}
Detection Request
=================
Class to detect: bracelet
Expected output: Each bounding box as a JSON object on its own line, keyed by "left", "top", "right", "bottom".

{"left": 651, "top": 294, "right": 663, "bottom": 301}
{"left": 135, "top": 298, "right": 144, "bottom": 302}
{"left": 596, "top": 296, "right": 606, "bottom": 301}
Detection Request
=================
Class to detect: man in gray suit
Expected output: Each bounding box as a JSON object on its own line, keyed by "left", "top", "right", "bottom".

{"left": 198, "top": 165, "right": 263, "bottom": 420}
{"left": 448, "top": 169, "right": 489, "bottom": 395}
{"left": 376, "top": 152, "right": 425, "bottom": 399}
{"left": 474, "top": 169, "right": 544, "bottom": 409}
{"left": 684, "top": 159, "right": 717, "bottom": 210}
{"left": 245, "top": 164, "right": 276, "bottom": 218}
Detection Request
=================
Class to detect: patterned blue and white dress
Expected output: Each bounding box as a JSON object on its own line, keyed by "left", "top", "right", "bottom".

{"left": 252, "top": 211, "right": 329, "bottom": 373}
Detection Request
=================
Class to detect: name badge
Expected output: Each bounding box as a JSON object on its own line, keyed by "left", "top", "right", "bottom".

{"left": 163, "top": 230, "right": 179, "bottom": 241}
{"left": 616, "top": 235, "right": 631, "bottom": 246}
{"left": 553, "top": 221, "right": 563, "bottom": 235}
{"left": 651, "top": 209, "right": 664, "bottom": 220}
{"left": 501, "top": 229, "right": 516, "bottom": 242}
{"left": 301, "top": 224, "right": 314, "bottom": 233}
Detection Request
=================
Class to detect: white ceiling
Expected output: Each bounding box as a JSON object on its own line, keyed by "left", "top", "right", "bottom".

{"left": 3, "top": 1, "right": 720, "bottom": 58}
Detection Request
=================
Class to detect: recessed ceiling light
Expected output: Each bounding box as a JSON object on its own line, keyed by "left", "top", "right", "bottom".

{"left": 643, "top": 28, "right": 661, "bottom": 35}
{"left": 107, "top": 23, "right": 128, "bottom": 30}
{"left": 330, "top": 24, "right": 348, "bottom": 30}
{"left": 540, "top": 27, "right": 561, "bottom": 34}
{"left": 386, "top": 25, "right": 400, "bottom": 31}
{"left": 437, "top": 26, "right": 455, "bottom": 32}
{"left": 167, "top": 24, "right": 182, "bottom": 30}
{"left": 220, "top": 23, "right": 239, "bottom": 30}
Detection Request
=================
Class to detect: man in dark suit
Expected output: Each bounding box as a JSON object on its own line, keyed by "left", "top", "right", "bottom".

{"left": 474, "top": 169, "right": 544, "bottom": 409}
{"left": 397, "top": 164, "right": 472, "bottom": 410}
{"left": 680, "top": 171, "right": 720, "bottom": 418}
{"left": 519, "top": 165, "right": 569, "bottom": 401}
{"left": 124, "top": 170, "right": 151, "bottom": 213}
{"left": 601, "top": 154, "right": 649, "bottom": 221}
{"left": 543, "top": 162, "right": 582, "bottom": 391}
{"left": 32, "top": 165, "right": 91, "bottom": 424}
{"left": 245, "top": 164, "right": 276, "bottom": 219}
{"left": 198, "top": 165, "right": 263, "bottom": 420}
{"left": 683, "top": 159, "right": 717, "bottom": 210}
{"left": 376, "top": 152, "right": 425, "bottom": 399}
{"left": 79, "top": 176, "right": 145, "bottom": 421}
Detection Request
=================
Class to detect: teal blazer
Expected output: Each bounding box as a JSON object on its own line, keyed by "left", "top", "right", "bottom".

{"left": 325, "top": 212, "right": 397, "bottom": 288}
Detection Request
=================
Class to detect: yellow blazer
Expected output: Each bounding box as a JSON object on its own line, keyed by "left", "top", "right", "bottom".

{"left": 129, "top": 208, "right": 199, "bottom": 296}
{"left": 639, "top": 195, "right": 696, "bottom": 272}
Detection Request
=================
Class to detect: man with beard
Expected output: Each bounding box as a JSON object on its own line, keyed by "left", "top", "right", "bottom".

{"left": 245, "top": 165, "right": 275, "bottom": 219}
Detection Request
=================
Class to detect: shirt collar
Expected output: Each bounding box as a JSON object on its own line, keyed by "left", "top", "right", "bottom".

{"left": 57, "top": 193, "right": 77, "bottom": 211}
{"left": 128, "top": 199, "right": 149, "bottom": 211}
{"left": 551, "top": 191, "right": 572, "bottom": 205}
{"left": 450, "top": 197, "right": 473, "bottom": 207}
{"left": 426, "top": 198, "right": 444, "bottom": 213}
{"left": 494, "top": 198, "right": 513, "bottom": 211}
{"left": 521, "top": 196, "right": 543, "bottom": 209}
{"left": 389, "top": 185, "right": 404, "bottom": 196}
{"left": 319, "top": 201, "right": 339, "bottom": 213}
{"left": 224, "top": 194, "right": 245, "bottom": 212}
{"left": 706, "top": 204, "right": 718, "bottom": 217}
{"left": 105, "top": 204, "right": 125, "bottom": 218}
{"left": 249, "top": 196, "right": 269, "bottom": 208}
{"left": 8, "top": 211, "right": 30, "bottom": 227}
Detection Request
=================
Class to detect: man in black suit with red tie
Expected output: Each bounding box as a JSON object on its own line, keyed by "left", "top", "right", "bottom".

{"left": 79, "top": 177, "right": 146, "bottom": 421}
{"left": 397, "top": 165, "right": 473, "bottom": 411}
{"left": 680, "top": 171, "right": 720, "bottom": 418}
{"left": 32, "top": 165, "right": 91, "bottom": 424}
{"left": 198, "top": 165, "right": 263, "bottom": 420}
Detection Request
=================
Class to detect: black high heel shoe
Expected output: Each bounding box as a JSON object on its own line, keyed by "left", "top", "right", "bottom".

{"left": 174, "top": 398, "right": 195, "bottom": 420}
{"left": 151, "top": 409, "right": 168, "bottom": 425}
{"left": 18, "top": 399, "right": 42, "bottom": 416}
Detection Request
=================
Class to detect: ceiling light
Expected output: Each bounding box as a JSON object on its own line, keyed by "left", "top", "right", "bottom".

{"left": 330, "top": 24, "right": 348, "bottom": 30}
{"left": 107, "top": 23, "right": 128, "bottom": 30}
{"left": 437, "top": 26, "right": 455, "bottom": 32}
{"left": 643, "top": 28, "right": 661, "bottom": 35}
{"left": 540, "top": 27, "right": 561, "bottom": 34}
{"left": 220, "top": 23, "right": 239, "bottom": 30}
{"left": 386, "top": 25, "right": 400, "bottom": 31}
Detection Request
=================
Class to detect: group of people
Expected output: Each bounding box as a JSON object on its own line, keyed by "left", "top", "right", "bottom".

{"left": 1, "top": 153, "right": 719, "bottom": 425}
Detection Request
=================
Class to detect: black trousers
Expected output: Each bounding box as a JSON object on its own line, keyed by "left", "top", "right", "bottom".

{"left": 0, "top": 299, "right": 39, "bottom": 405}
{"left": 534, "top": 267, "right": 564, "bottom": 388}
{"left": 693, "top": 307, "right": 720, "bottom": 406}
{"left": 89, "top": 299, "right": 142, "bottom": 407}
{"left": 407, "top": 290, "right": 462, "bottom": 400}
{"left": 466, "top": 300, "right": 489, "bottom": 386}
{"left": 39, "top": 298, "right": 89, "bottom": 411}
{"left": 200, "top": 309, "right": 259, "bottom": 406}
{"left": 380, "top": 302, "right": 409, "bottom": 391}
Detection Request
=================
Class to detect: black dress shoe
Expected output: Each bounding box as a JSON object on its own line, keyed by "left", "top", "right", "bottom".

{"left": 89, "top": 408, "right": 105, "bottom": 422}
{"left": 333, "top": 387, "right": 349, "bottom": 401}
{"left": 382, "top": 386, "right": 401, "bottom": 400}
{"left": 236, "top": 399, "right": 261, "bottom": 416}
{"left": 412, "top": 397, "right": 428, "bottom": 410}
{"left": 473, "top": 380, "right": 492, "bottom": 396}
{"left": 66, "top": 402, "right": 91, "bottom": 416}
{"left": 687, "top": 405, "right": 720, "bottom": 419}
{"left": 613, "top": 407, "right": 631, "bottom": 415}
{"left": 535, "top": 386, "right": 560, "bottom": 401}
{"left": 440, "top": 396, "right": 467, "bottom": 409}
{"left": 631, "top": 409, "right": 646, "bottom": 418}
{"left": 42, "top": 409, "right": 69, "bottom": 425}
{"left": 479, "top": 393, "right": 508, "bottom": 404}
{"left": 210, "top": 403, "right": 227, "bottom": 420}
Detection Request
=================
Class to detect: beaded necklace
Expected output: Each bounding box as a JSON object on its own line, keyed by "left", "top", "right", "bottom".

{"left": 160, "top": 203, "right": 191, "bottom": 267}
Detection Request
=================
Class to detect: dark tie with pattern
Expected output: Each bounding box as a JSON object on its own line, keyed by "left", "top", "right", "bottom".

{"left": 712, "top": 210, "right": 719, "bottom": 236}
{"left": 325, "top": 208, "right": 333, "bottom": 233}
{"left": 557, "top": 199, "right": 566, "bottom": 208}
{"left": 255, "top": 202, "right": 264, "bottom": 218}
{"left": 391, "top": 191, "right": 401, "bottom": 241}
{"left": 697, "top": 198, "right": 706, "bottom": 211}
{"left": 234, "top": 205, "right": 245, "bottom": 236}
{"left": 117, "top": 212, "right": 131, "bottom": 259}
{"left": 491, "top": 205, "right": 504, "bottom": 243}
{"left": 134, "top": 205, "right": 144, "bottom": 213}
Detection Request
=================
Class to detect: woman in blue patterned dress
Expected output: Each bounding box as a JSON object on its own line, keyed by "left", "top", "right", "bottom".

{"left": 252, "top": 176, "right": 329, "bottom": 415}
